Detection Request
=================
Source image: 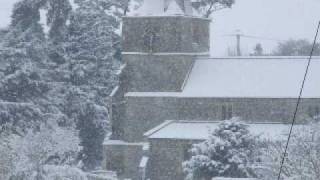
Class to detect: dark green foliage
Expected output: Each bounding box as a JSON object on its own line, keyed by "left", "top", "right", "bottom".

{"left": 273, "top": 39, "right": 320, "bottom": 56}
{"left": 0, "top": 0, "right": 121, "bottom": 174}
{"left": 0, "top": 54, "right": 49, "bottom": 102}
{"left": 252, "top": 43, "right": 264, "bottom": 56}
{"left": 67, "top": 0, "right": 118, "bottom": 87}
{"left": 6, "top": 0, "right": 46, "bottom": 47}
{"left": 77, "top": 102, "right": 108, "bottom": 170}
{"left": 47, "top": 0, "right": 72, "bottom": 42}
{"left": 0, "top": 102, "right": 42, "bottom": 135}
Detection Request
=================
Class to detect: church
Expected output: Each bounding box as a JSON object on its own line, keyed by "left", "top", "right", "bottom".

{"left": 102, "top": 0, "right": 320, "bottom": 179}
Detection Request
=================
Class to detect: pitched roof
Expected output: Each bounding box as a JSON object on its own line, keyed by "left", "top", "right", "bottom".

{"left": 165, "top": 0, "right": 184, "bottom": 15}
{"left": 127, "top": 56, "right": 320, "bottom": 98}
{"left": 182, "top": 56, "right": 320, "bottom": 98}
{"left": 183, "top": 57, "right": 320, "bottom": 98}
{"left": 144, "top": 120, "right": 304, "bottom": 140}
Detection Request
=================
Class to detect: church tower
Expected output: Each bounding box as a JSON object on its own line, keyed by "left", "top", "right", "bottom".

{"left": 122, "top": 0, "right": 210, "bottom": 92}
{"left": 104, "top": 0, "right": 210, "bottom": 179}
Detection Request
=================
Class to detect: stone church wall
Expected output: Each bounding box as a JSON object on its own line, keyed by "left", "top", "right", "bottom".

{"left": 123, "top": 54, "right": 195, "bottom": 92}
{"left": 148, "top": 139, "right": 202, "bottom": 180}
{"left": 123, "top": 96, "right": 320, "bottom": 142}
{"left": 122, "top": 16, "right": 210, "bottom": 53}
{"left": 103, "top": 142, "right": 144, "bottom": 180}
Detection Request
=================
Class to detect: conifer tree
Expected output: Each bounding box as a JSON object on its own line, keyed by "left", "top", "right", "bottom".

{"left": 183, "top": 119, "right": 258, "bottom": 180}
{"left": 77, "top": 102, "right": 108, "bottom": 170}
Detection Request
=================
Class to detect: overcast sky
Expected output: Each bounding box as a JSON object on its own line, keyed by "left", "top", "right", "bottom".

{"left": 1, "top": 0, "right": 320, "bottom": 56}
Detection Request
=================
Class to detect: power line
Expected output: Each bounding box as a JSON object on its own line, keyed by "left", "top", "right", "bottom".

{"left": 222, "top": 32, "right": 284, "bottom": 56}
{"left": 277, "top": 20, "right": 320, "bottom": 180}
{"left": 241, "top": 35, "right": 284, "bottom": 42}
{"left": 222, "top": 33, "right": 284, "bottom": 42}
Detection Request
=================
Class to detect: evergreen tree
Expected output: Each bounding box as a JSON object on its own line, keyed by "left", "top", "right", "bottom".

{"left": 183, "top": 119, "right": 258, "bottom": 180}
{"left": 67, "top": 0, "right": 118, "bottom": 87}
{"left": 46, "top": 0, "right": 72, "bottom": 64}
{"left": 47, "top": 0, "right": 72, "bottom": 42}
{"left": 0, "top": 0, "right": 121, "bottom": 176}
{"left": 77, "top": 102, "right": 108, "bottom": 170}
{"left": 273, "top": 39, "right": 320, "bottom": 56}
{"left": 251, "top": 43, "right": 264, "bottom": 56}
{"left": 0, "top": 0, "right": 49, "bottom": 135}
{"left": 5, "top": 0, "right": 46, "bottom": 47}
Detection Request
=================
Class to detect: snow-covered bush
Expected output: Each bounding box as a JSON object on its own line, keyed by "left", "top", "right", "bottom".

{"left": 0, "top": 0, "right": 121, "bottom": 178}
{"left": 183, "top": 118, "right": 259, "bottom": 180}
{"left": 0, "top": 122, "right": 80, "bottom": 180}
{"left": 43, "top": 165, "right": 88, "bottom": 180}
{"left": 257, "top": 122, "right": 320, "bottom": 180}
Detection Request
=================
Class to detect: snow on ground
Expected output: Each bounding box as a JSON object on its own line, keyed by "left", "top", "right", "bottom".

{"left": 145, "top": 120, "right": 303, "bottom": 141}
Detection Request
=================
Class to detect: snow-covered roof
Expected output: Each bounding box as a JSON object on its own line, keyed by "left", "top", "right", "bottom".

{"left": 126, "top": 56, "right": 320, "bottom": 98}
{"left": 103, "top": 140, "right": 147, "bottom": 146}
{"left": 183, "top": 56, "right": 320, "bottom": 98}
{"left": 144, "top": 120, "right": 303, "bottom": 140}
{"left": 129, "top": 0, "right": 194, "bottom": 16}
{"left": 165, "top": 0, "right": 184, "bottom": 15}
{"left": 212, "top": 178, "right": 257, "bottom": 180}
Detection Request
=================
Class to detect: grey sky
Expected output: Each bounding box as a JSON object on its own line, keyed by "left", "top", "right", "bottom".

{"left": 211, "top": 0, "right": 320, "bottom": 55}
{"left": 0, "top": 0, "right": 319, "bottom": 56}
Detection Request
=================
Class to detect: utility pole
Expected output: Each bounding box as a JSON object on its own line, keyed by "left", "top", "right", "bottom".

{"left": 235, "top": 29, "right": 242, "bottom": 56}
{"left": 223, "top": 30, "right": 283, "bottom": 56}
{"left": 236, "top": 33, "right": 241, "bottom": 56}
{"left": 224, "top": 29, "right": 243, "bottom": 56}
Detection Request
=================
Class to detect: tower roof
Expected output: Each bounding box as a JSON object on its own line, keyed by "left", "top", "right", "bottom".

{"left": 131, "top": 0, "right": 193, "bottom": 16}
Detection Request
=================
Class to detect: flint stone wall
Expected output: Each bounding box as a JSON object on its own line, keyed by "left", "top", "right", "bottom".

{"left": 123, "top": 54, "right": 196, "bottom": 92}
{"left": 148, "top": 139, "right": 202, "bottom": 180}
{"left": 122, "top": 16, "right": 210, "bottom": 53}
{"left": 103, "top": 143, "right": 144, "bottom": 180}
{"left": 123, "top": 96, "right": 320, "bottom": 142}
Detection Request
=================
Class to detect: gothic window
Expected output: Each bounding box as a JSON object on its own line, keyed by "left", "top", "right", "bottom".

{"left": 142, "top": 26, "right": 159, "bottom": 53}
{"left": 222, "top": 104, "right": 233, "bottom": 120}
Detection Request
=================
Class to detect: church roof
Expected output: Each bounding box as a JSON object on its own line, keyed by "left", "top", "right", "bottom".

{"left": 144, "top": 120, "right": 305, "bottom": 140}
{"left": 126, "top": 56, "right": 320, "bottom": 98}
{"left": 183, "top": 56, "right": 320, "bottom": 98}
{"left": 165, "top": 0, "right": 184, "bottom": 15}
{"left": 129, "top": 0, "right": 195, "bottom": 16}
